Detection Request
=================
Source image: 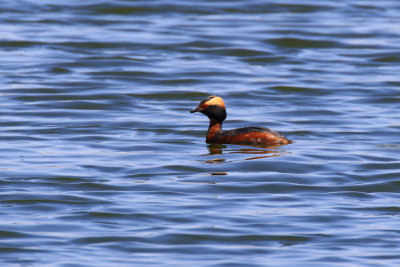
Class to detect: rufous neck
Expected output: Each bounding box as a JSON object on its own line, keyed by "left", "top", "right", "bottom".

{"left": 206, "top": 119, "right": 222, "bottom": 142}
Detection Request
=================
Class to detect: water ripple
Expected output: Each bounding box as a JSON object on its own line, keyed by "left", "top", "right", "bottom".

{"left": 1, "top": 0, "right": 400, "bottom": 266}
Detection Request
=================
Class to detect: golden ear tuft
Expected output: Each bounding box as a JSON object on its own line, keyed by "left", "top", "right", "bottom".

{"left": 205, "top": 96, "right": 225, "bottom": 108}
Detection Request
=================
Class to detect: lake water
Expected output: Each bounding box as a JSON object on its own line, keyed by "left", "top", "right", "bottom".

{"left": 1, "top": 0, "right": 400, "bottom": 266}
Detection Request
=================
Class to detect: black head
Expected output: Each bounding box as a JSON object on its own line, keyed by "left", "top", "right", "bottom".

{"left": 190, "top": 95, "right": 227, "bottom": 122}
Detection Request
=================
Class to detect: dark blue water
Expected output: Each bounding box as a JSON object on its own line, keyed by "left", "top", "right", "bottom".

{"left": 1, "top": 0, "right": 400, "bottom": 266}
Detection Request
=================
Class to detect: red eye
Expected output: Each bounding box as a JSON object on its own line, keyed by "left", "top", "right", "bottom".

{"left": 199, "top": 104, "right": 208, "bottom": 111}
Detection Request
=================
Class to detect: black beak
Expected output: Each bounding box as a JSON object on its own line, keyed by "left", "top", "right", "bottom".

{"left": 190, "top": 107, "right": 200, "bottom": 113}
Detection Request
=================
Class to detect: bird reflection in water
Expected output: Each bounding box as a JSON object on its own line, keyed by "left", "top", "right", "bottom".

{"left": 205, "top": 143, "right": 288, "bottom": 162}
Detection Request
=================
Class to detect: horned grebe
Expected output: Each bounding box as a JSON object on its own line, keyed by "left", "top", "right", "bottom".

{"left": 190, "top": 96, "right": 291, "bottom": 146}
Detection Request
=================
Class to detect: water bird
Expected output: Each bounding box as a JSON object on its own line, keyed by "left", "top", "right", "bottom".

{"left": 190, "top": 96, "right": 291, "bottom": 146}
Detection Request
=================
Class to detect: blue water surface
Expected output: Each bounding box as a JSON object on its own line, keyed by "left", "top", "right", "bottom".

{"left": 1, "top": 0, "right": 400, "bottom": 266}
